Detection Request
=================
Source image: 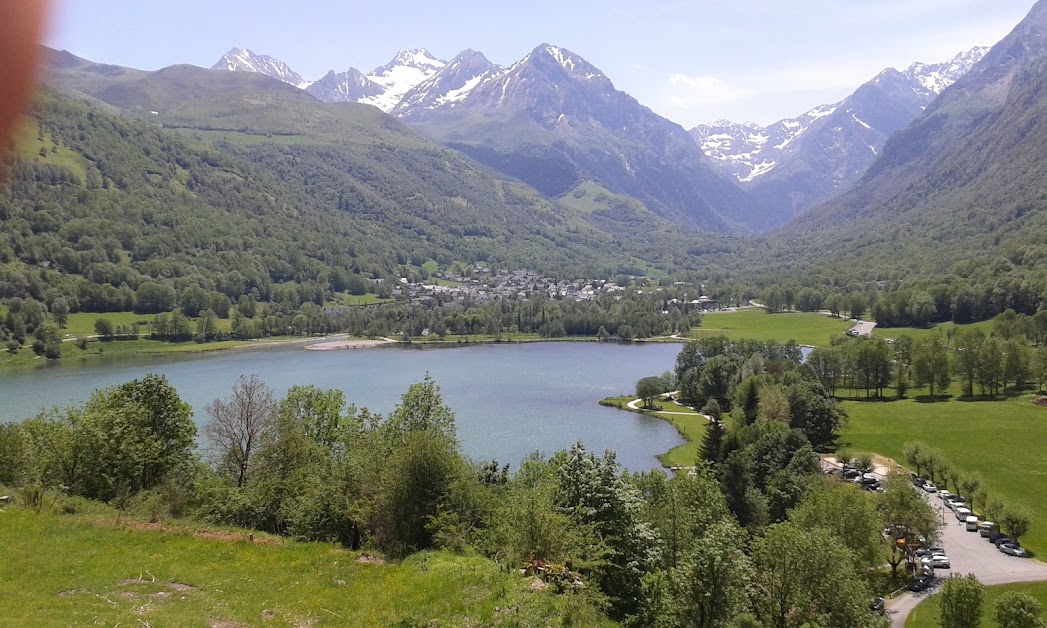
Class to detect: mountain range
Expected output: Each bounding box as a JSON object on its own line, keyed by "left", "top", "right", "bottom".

{"left": 690, "top": 47, "right": 988, "bottom": 222}
{"left": 32, "top": 0, "right": 1047, "bottom": 292}
{"left": 209, "top": 43, "right": 989, "bottom": 232}
{"left": 769, "top": 0, "right": 1047, "bottom": 282}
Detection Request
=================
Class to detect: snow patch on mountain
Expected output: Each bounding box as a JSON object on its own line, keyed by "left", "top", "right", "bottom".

{"left": 212, "top": 48, "right": 310, "bottom": 89}
{"left": 691, "top": 47, "right": 987, "bottom": 183}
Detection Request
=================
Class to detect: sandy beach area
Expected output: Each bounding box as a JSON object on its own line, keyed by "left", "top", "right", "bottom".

{"left": 305, "top": 337, "right": 397, "bottom": 351}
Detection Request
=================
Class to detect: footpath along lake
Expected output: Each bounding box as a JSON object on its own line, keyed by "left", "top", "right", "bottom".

{"left": 0, "top": 342, "right": 685, "bottom": 471}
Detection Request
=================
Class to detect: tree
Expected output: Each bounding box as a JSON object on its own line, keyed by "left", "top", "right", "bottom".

{"left": 277, "top": 385, "right": 347, "bottom": 450}
{"left": 700, "top": 419, "right": 725, "bottom": 464}
{"left": 383, "top": 429, "right": 462, "bottom": 553}
{"left": 50, "top": 297, "right": 70, "bottom": 327}
{"left": 665, "top": 519, "right": 752, "bottom": 628}
{"left": 903, "top": 441, "right": 927, "bottom": 476}
{"left": 994, "top": 591, "right": 1045, "bottom": 628}
{"left": 555, "top": 442, "right": 660, "bottom": 621}
{"left": 204, "top": 374, "right": 276, "bottom": 488}
{"left": 384, "top": 374, "right": 457, "bottom": 446}
{"left": 999, "top": 506, "right": 1032, "bottom": 542}
{"left": 912, "top": 333, "right": 951, "bottom": 398}
{"left": 879, "top": 471, "right": 941, "bottom": 578}
{"left": 790, "top": 479, "right": 883, "bottom": 570}
{"left": 939, "top": 573, "right": 984, "bottom": 628}
{"left": 35, "top": 322, "right": 62, "bottom": 359}
{"left": 750, "top": 522, "right": 873, "bottom": 628}
{"left": 637, "top": 375, "right": 666, "bottom": 409}
{"left": 978, "top": 336, "right": 1004, "bottom": 397}
{"left": 94, "top": 317, "right": 114, "bottom": 340}
{"left": 73, "top": 374, "right": 196, "bottom": 500}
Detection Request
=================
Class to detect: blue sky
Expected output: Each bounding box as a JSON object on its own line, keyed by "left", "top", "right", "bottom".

{"left": 46, "top": 0, "right": 1037, "bottom": 126}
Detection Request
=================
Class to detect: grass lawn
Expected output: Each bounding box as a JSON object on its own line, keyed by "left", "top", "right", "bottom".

{"left": 0, "top": 506, "right": 561, "bottom": 627}
{"left": 873, "top": 319, "right": 994, "bottom": 341}
{"left": 0, "top": 336, "right": 307, "bottom": 371}
{"left": 839, "top": 394, "right": 1047, "bottom": 555}
{"left": 332, "top": 293, "right": 394, "bottom": 306}
{"left": 689, "top": 309, "right": 851, "bottom": 347}
{"left": 906, "top": 581, "right": 1047, "bottom": 627}
{"left": 64, "top": 311, "right": 234, "bottom": 337}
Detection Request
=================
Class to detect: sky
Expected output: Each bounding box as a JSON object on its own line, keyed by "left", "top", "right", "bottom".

{"left": 45, "top": 0, "right": 1038, "bottom": 127}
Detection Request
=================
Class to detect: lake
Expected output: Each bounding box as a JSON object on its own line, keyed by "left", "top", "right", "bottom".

{"left": 0, "top": 341, "right": 686, "bottom": 472}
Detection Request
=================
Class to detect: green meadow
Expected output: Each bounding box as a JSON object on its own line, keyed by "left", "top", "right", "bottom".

{"left": 839, "top": 394, "right": 1047, "bottom": 555}
{"left": 0, "top": 506, "right": 589, "bottom": 627}
{"left": 690, "top": 309, "right": 851, "bottom": 347}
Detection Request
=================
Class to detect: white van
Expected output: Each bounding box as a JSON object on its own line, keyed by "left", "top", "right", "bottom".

{"left": 955, "top": 507, "right": 972, "bottom": 522}
{"left": 979, "top": 521, "right": 998, "bottom": 537}
{"left": 965, "top": 515, "right": 979, "bottom": 531}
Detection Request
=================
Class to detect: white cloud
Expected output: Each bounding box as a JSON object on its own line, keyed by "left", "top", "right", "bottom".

{"left": 666, "top": 73, "right": 756, "bottom": 108}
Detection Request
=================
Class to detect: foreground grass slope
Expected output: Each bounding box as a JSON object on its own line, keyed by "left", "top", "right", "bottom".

{"left": 840, "top": 394, "right": 1047, "bottom": 555}
{"left": 0, "top": 507, "right": 591, "bottom": 627}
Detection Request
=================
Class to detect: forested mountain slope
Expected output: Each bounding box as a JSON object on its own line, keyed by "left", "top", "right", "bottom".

{"left": 766, "top": 0, "right": 1047, "bottom": 292}
{"left": 0, "top": 88, "right": 721, "bottom": 319}
{"left": 35, "top": 51, "right": 731, "bottom": 287}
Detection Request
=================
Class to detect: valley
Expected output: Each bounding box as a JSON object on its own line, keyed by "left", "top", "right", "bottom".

{"left": 4, "top": 0, "right": 1047, "bottom": 626}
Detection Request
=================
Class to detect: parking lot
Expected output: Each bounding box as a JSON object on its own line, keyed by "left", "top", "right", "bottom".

{"left": 887, "top": 489, "right": 1047, "bottom": 627}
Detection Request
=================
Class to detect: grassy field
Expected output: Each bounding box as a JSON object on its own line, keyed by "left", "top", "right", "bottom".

{"left": 331, "top": 293, "right": 394, "bottom": 307}
{"left": 0, "top": 506, "right": 580, "bottom": 627}
{"left": 906, "top": 581, "right": 1047, "bottom": 627}
{"left": 0, "top": 336, "right": 308, "bottom": 370}
{"left": 600, "top": 396, "right": 708, "bottom": 468}
{"left": 873, "top": 319, "right": 994, "bottom": 341}
{"left": 63, "top": 311, "right": 234, "bottom": 337}
{"left": 839, "top": 394, "right": 1047, "bottom": 555}
{"left": 690, "top": 309, "right": 851, "bottom": 347}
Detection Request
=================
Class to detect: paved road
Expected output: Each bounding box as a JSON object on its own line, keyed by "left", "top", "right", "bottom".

{"left": 887, "top": 491, "right": 1047, "bottom": 626}
{"left": 851, "top": 320, "right": 877, "bottom": 336}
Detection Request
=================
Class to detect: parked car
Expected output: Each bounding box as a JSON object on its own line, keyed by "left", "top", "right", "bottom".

{"left": 965, "top": 516, "right": 979, "bottom": 532}
{"left": 909, "top": 574, "right": 934, "bottom": 592}
{"left": 922, "top": 482, "right": 938, "bottom": 493}
{"left": 870, "top": 597, "right": 885, "bottom": 615}
{"left": 921, "top": 554, "right": 951, "bottom": 569}
{"left": 988, "top": 531, "right": 1005, "bottom": 543}
{"left": 979, "top": 522, "right": 998, "bottom": 537}
{"left": 912, "top": 475, "right": 926, "bottom": 487}
{"left": 955, "top": 507, "right": 972, "bottom": 522}
{"left": 993, "top": 536, "right": 1015, "bottom": 547}
{"left": 842, "top": 468, "right": 860, "bottom": 480}
{"left": 939, "top": 490, "right": 953, "bottom": 502}
{"left": 1000, "top": 543, "right": 1028, "bottom": 557}
{"left": 916, "top": 546, "right": 945, "bottom": 558}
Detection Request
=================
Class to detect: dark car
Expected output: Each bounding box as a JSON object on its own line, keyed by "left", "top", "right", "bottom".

{"left": 912, "top": 476, "right": 927, "bottom": 487}
{"left": 909, "top": 574, "right": 934, "bottom": 592}
{"left": 988, "top": 531, "right": 1004, "bottom": 543}
{"left": 994, "top": 537, "right": 1015, "bottom": 547}
{"left": 869, "top": 597, "right": 885, "bottom": 615}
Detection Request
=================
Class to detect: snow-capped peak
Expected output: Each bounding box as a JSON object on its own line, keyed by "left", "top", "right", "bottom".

{"left": 903, "top": 46, "right": 990, "bottom": 94}
{"left": 393, "top": 49, "right": 504, "bottom": 118}
{"left": 211, "top": 48, "right": 310, "bottom": 89}
{"left": 352, "top": 49, "right": 448, "bottom": 112}
{"left": 533, "top": 43, "right": 605, "bottom": 81}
